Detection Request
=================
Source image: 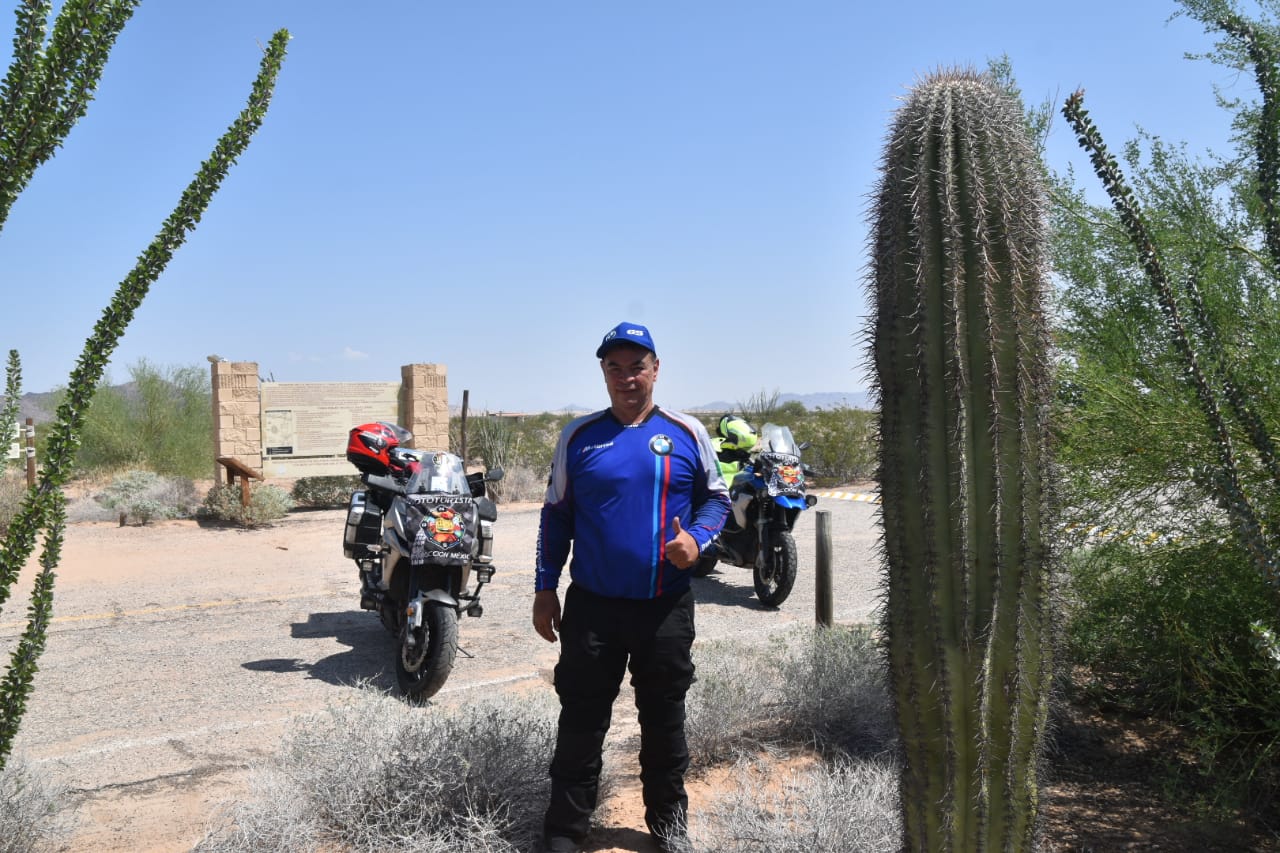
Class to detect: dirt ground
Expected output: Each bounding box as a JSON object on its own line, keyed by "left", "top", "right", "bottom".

{"left": 3, "top": 483, "right": 1278, "bottom": 851}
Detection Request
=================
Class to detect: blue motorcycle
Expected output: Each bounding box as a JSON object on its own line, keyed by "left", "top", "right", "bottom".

{"left": 695, "top": 422, "right": 817, "bottom": 607}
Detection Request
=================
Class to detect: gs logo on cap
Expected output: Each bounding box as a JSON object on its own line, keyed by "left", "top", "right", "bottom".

{"left": 649, "top": 435, "right": 673, "bottom": 456}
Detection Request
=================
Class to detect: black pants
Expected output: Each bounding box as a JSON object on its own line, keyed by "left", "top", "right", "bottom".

{"left": 544, "top": 583, "right": 696, "bottom": 842}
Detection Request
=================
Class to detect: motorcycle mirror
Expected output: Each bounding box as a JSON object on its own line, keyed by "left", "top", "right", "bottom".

{"left": 485, "top": 467, "right": 505, "bottom": 482}
{"left": 798, "top": 441, "right": 812, "bottom": 452}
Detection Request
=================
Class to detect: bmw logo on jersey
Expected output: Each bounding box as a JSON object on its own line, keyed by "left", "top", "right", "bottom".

{"left": 649, "top": 434, "right": 673, "bottom": 456}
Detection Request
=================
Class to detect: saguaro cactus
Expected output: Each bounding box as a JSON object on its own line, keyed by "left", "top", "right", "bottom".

{"left": 870, "top": 69, "right": 1054, "bottom": 851}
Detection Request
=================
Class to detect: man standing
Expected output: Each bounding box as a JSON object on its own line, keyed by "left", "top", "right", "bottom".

{"left": 533, "top": 322, "right": 731, "bottom": 853}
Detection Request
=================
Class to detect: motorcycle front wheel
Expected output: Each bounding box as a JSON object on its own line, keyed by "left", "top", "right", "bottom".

{"left": 753, "top": 529, "right": 797, "bottom": 608}
{"left": 692, "top": 554, "right": 718, "bottom": 577}
{"left": 396, "top": 601, "right": 458, "bottom": 701}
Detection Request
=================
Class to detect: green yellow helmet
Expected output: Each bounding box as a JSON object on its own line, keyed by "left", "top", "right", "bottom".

{"left": 717, "top": 415, "right": 757, "bottom": 451}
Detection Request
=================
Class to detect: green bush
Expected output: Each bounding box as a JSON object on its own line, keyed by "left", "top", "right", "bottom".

{"left": 291, "top": 476, "right": 361, "bottom": 508}
{"left": 66, "top": 359, "right": 213, "bottom": 479}
{"left": 796, "top": 406, "right": 876, "bottom": 485}
{"left": 1065, "top": 540, "right": 1280, "bottom": 805}
{"left": 200, "top": 482, "right": 293, "bottom": 527}
{"left": 94, "top": 470, "right": 196, "bottom": 524}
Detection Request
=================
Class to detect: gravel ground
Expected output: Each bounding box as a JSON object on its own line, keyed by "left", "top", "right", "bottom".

{"left": 0, "top": 486, "right": 882, "bottom": 851}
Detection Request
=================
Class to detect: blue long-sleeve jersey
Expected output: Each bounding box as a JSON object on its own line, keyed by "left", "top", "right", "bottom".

{"left": 536, "top": 406, "right": 731, "bottom": 599}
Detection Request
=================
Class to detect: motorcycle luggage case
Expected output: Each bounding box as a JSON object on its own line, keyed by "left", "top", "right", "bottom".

{"left": 343, "top": 490, "right": 383, "bottom": 559}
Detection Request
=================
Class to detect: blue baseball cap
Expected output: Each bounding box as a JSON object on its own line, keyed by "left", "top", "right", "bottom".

{"left": 596, "top": 322, "right": 657, "bottom": 358}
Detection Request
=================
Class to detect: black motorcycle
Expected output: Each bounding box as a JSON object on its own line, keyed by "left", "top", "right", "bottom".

{"left": 343, "top": 438, "right": 502, "bottom": 700}
{"left": 695, "top": 422, "right": 817, "bottom": 607}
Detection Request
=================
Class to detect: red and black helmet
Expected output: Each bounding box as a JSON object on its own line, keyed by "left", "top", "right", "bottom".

{"left": 346, "top": 421, "right": 412, "bottom": 475}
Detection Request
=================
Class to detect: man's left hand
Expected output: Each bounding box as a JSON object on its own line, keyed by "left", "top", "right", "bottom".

{"left": 665, "top": 516, "right": 699, "bottom": 569}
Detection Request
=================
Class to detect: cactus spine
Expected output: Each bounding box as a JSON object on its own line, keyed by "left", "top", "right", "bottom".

{"left": 871, "top": 70, "right": 1054, "bottom": 851}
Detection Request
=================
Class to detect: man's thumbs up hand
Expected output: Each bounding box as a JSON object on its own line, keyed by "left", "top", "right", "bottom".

{"left": 665, "top": 516, "right": 699, "bottom": 569}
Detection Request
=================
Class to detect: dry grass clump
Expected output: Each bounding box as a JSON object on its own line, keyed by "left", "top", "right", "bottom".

{"left": 0, "top": 470, "right": 26, "bottom": 535}
{"left": 493, "top": 465, "right": 546, "bottom": 504}
{"left": 195, "top": 687, "right": 558, "bottom": 852}
{"left": 196, "top": 628, "right": 900, "bottom": 852}
{"left": 0, "top": 756, "right": 67, "bottom": 853}
{"left": 683, "top": 625, "right": 900, "bottom": 852}
{"left": 770, "top": 624, "right": 895, "bottom": 756}
{"left": 689, "top": 754, "right": 901, "bottom": 852}
{"left": 686, "top": 624, "right": 894, "bottom": 764}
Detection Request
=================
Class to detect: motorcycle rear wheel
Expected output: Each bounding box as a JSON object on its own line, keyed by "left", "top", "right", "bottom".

{"left": 753, "top": 529, "right": 797, "bottom": 608}
{"left": 396, "top": 601, "right": 458, "bottom": 701}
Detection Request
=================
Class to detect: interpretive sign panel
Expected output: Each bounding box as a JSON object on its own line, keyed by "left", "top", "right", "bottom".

{"left": 259, "top": 381, "right": 400, "bottom": 477}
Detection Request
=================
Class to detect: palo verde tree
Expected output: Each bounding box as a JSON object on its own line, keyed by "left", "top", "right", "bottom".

{"left": 1051, "top": 0, "right": 1280, "bottom": 796}
{"left": 870, "top": 69, "right": 1054, "bottom": 851}
{"left": 0, "top": 0, "right": 288, "bottom": 769}
{"left": 1060, "top": 1, "right": 1280, "bottom": 630}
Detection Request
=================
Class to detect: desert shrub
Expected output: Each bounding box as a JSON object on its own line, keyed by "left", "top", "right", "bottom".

{"left": 291, "top": 476, "right": 360, "bottom": 508}
{"left": 195, "top": 687, "right": 558, "bottom": 853}
{"left": 685, "top": 625, "right": 895, "bottom": 767}
{"left": 93, "top": 470, "right": 196, "bottom": 524}
{"left": 0, "top": 471, "right": 26, "bottom": 537}
{"left": 0, "top": 757, "right": 67, "bottom": 853}
{"left": 769, "top": 625, "right": 894, "bottom": 756}
{"left": 451, "top": 412, "right": 569, "bottom": 503}
{"left": 200, "top": 482, "right": 294, "bottom": 527}
{"left": 493, "top": 465, "right": 545, "bottom": 503}
{"left": 67, "top": 360, "right": 213, "bottom": 479}
{"left": 453, "top": 414, "right": 517, "bottom": 474}
{"left": 794, "top": 406, "right": 877, "bottom": 485}
{"left": 688, "top": 754, "right": 901, "bottom": 853}
{"left": 1065, "top": 539, "right": 1280, "bottom": 806}
{"left": 685, "top": 639, "right": 775, "bottom": 766}
{"left": 736, "top": 389, "right": 800, "bottom": 426}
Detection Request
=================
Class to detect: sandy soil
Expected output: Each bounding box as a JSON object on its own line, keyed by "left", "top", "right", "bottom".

{"left": 2, "top": 484, "right": 884, "bottom": 852}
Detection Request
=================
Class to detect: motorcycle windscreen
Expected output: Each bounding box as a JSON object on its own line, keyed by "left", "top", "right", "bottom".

{"left": 407, "top": 495, "right": 478, "bottom": 566}
{"left": 758, "top": 451, "right": 806, "bottom": 498}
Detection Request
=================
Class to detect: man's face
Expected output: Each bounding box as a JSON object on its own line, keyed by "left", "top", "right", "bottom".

{"left": 600, "top": 343, "right": 659, "bottom": 415}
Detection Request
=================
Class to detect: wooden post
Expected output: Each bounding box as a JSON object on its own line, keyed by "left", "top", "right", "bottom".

{"left": 24, "top": 418, "right": 35, "bottom": 488}
{"left": 815, "top": 509, "right": 833, "bottom": 627}
{"left": 460, "top": 389, "right": 469, "bottom": 464}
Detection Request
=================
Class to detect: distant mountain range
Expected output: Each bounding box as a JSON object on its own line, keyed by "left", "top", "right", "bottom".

{"left": 14, "top": 390, "right": 60, "bottom": 425}
{"left": 688, "top": 391, "right": 872, "bottom": 413}
{"left": 528, "top": 391, "right": 873, "bottom": 416}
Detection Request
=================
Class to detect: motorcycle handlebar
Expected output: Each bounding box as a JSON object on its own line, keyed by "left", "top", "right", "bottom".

{"left": 364, "top": 473, "right": 406, "bottom": 495}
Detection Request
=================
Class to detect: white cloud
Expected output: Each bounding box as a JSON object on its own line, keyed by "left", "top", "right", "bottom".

{"left": 343, "top": 347, "right": 370, "bottom": 361}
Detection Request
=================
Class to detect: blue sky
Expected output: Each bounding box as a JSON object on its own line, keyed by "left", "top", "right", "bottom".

{"left": 0, "top": 1, "right": 1253, "bottom": 412}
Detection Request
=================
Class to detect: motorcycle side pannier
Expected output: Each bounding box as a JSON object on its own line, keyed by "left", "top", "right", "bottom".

{"left": 343, "top": 490, "right": 383, "bottom": 559}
